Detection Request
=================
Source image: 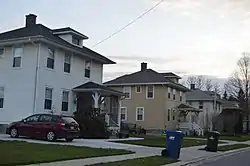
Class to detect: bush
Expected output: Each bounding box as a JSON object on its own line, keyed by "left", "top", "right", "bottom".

{"left": 74, "top": 107, "right": 110, "bottom": 139}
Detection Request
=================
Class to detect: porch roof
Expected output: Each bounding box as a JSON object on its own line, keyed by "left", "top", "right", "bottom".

{"left": 176, "top": 103, "right": 202, "bottom": 112}
{"left": 72, "top": 81, "right": 124, "bottom": 96}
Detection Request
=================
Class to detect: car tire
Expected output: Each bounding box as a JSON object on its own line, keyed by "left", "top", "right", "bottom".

{"left": 10, "top": 127, "right": 19, "bottom": 138}
{"left": 46, "top": 131, "right": 56, "bottom": 142}
{"left": 65, "top": 138, "right": 74, "bottom": 142}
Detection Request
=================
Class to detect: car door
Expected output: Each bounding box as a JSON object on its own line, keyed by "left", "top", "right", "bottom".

{"left": 18, "top": 115, "right": 40, "bottom": 137}
{"left": 36, "top": 115, "right": 57, "bottom": 138}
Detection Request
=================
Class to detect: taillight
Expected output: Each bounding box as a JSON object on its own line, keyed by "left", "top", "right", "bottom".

{"left": 57, "top": 122, "right": 65, "bottom": 128}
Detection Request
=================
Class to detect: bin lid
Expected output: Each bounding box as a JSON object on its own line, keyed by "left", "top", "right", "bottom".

{"left": 165, "top": 130, "right": 183, "bottom": 135}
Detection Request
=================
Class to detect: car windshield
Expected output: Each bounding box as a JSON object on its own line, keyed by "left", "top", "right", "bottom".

{"left": 62, "top": 117, "right": 78, "bottom": 124}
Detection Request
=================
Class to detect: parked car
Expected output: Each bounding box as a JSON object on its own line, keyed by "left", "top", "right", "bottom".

{"left": 6, "top": 114, "right": 80, "bottom": 142}
{"left": 117, "top": 122, "right": 146, "bottom": 138}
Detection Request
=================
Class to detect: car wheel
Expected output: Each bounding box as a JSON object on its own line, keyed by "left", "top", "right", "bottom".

{"left": 65, "top": 138, "right": 74, "bottom": 142}
{"left": 10, "top": 127, "right": 19, "bottom": 138}
{"left": 46, "top": 131, "right": 56, "bottom": 141}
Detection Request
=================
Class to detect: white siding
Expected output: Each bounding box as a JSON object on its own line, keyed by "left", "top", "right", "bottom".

{"left": 0, "top": 44, "right": 37, "bottom": 123}
{"left": 58, "top": 34, "right": 72, "bottom": 44}
{"left": 35, "top": 44, "right": 103, "bottom": 115}
{"left": 0, "top": 42, "right": 104, "bottom": 124}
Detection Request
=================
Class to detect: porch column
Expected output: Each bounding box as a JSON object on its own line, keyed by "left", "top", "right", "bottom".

{"left": 189, "top": 111, "right": 192, "bottom": 130}
{"left": 92, "top": 91, "right": 101, "bottom": 108}
{"left": 118, "top": 97, "right": 122, "bottom": 131}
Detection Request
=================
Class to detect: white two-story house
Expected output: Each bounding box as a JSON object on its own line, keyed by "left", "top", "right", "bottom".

{"left": 0, "top": 14, "right": 123, "bottom": 131}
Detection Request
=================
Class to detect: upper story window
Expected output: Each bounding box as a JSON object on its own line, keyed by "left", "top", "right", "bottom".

{"left": 136, "top": 86, "right": 141, "bottom": 93}
{"left": 123, "top": 87, "right": 131, "bottom": 99}
{"left": 168, "top": 87, "right": 171, "bottom": 99}
{"left": 180, "top": 91, "right": 183, "bottom": 102}
{"left": 72, "top": 37, "right": 80, "bottom": 46}
{"left": 13, "top": 46, "right": 23, "bottom": 68}
{"left": 199, "top": 101, "right": 203, "bottom": 109}
{"left": 146, "top": 85, "right": 154, "bottom": 99}
{"left": 47, "top": 48, "right": 55, "bottom": 69}
{"left": 85, "top": 60, "right": 91, "bottom": 78}
{"left": 120, "top": 107, "right": 127, "bottom": 121}
{"left": 168, "top": 109, "right": 171, "bottom": 121}
{"left": 0, "top": 87, "right": 4, "bottom": 109}
{"left": 173, "top": 89, "right": 176, "bottom": 100}
{"left": 44, "top": 87, "right": 53, "bottom": 110}
{"left": 64, "top": 52, "right": 71, "bottom": 73}
{"left": 62, "top": 91, "right": 69, "bottom": 112}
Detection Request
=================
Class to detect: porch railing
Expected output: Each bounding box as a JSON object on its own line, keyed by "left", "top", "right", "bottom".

{"left": 179, "top": 122, "right": 204, "bottom": 136}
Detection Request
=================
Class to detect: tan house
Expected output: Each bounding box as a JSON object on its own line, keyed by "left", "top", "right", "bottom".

{"left": 104, "top": 62, "right": 202, "bottom": 134}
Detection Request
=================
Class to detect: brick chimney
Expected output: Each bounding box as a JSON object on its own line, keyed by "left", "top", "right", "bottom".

{"left": 141, "top": 62, "right": 147, "bottom": 71}
{"left": 26, "top": 14, "right": 37, "bottom": 27}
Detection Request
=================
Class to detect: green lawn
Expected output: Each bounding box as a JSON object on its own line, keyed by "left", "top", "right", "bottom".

{"left": 218, "top": 144, "right": 250, "bottom": 152}
{"left": 90, "top": 156, "right": 177, "bottom": 166}
{"left": 0, "top": 140, "right": 133, "bottom": 166}
{"left": 189, "top": 134, "right": 250, "bottom": 142}
{"left": 113, "top": 135, "right": 207, "bottom": 148}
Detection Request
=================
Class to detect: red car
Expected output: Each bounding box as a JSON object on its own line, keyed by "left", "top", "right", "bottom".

{"left": 6, "top": 114, "right": 80, "bottom": 142}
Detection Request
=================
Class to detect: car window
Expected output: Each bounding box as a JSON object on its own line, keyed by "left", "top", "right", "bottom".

{"left": 62, "top": 117, "right": 78, "bottom": 124}
{"left": 39, "top": 115, "right": 53, "bottom": 122}
{"left": 25, "top": 115, "right": 40, "bottom": 122}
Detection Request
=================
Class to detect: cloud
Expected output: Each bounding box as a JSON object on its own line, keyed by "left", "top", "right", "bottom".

{"left": 108, "top": 55, "right": 182, "bottom": 64}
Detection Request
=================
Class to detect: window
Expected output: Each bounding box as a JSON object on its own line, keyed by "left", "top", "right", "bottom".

{"left": 72, "top": 37, "right": 80, "bottom": 45}
{"left": 168, "top": 87, "right": 171, "bottom": 99}
{"left": 123, "top": 87, "right": 131, "bottom": 99}
{"left": 25, "top": 115, "right": 40, "bottom": 123}
{"left": 136, "top": 86, "right": 141, "bottom": 93}
{"left": 13, "top": 46, "right": 23, "bottom": 68}
{"left": 146, "top": 85, "right": 154, "bottom": 99}
{"left": 62, "top": 91, "right": 69, "bottom": 112}
{"left": 44, "top": 87, "right": 53, "bottom": 110}
{"left": 168, "top": 109, "right": 171, "bottom": 121}
{"left": 199, "top": 101, "right": 203, "bottom": 109}
{"left": 0, "top": 48, "right": 4, "bottom": 55}
{"left": 47, "top": 48, "right": 55, "bottom": 69}
{"left": 64, "top": 52, "right": 71, "bottom": 73}
{"left": 136, "top": 107, "right": 144, "bottom": 121}
{"left": 0, "top": 87, "right": 4, "bottom": 109}
{"left": 180, "top": 91, "right": 183, "bottom": 102}
{"left": 85, "top": 60, "right": 91, "bottom": 78}
{"left": 172, "top": 110, "right": 175, "bottom": 120}
{"left": 173, "top": 89, "right": 176, "bottom": 100}
{"left": 39, "top": 115, "right": 53, "bottom": 122}
{"left": 120, "top": 107, "right": 127, "bottom": 121}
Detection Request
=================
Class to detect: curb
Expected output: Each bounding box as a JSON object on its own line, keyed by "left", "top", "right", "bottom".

{"left": 166, "top": 147, "right": 250, "bottom": 166}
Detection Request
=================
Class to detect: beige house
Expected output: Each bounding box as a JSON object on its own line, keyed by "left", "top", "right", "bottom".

{"left": 104, "top": 63, "right": 202, "bottom": 133}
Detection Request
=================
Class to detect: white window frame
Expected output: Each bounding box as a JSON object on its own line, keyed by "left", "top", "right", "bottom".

{"left": 0, "top": 87, "right": 4, "bottom": 109}
{"left": 136, "top": 107, "right": 144, "bottom": 121}
{"left": 180, "top": 91, "right": 183, "bottom": 102}
{"left": 146, "top": 85, "right": 154, "bottom": 99}
{"left": 172, "top": 109, "right": 175, "bottom": 121}
{"left": 44, "top": 87, "right": 53, "bottom": 110}
{"left": 123, "top": 86, "right": 131, "bottom": 99}
{"left": 64, "top": 52, "right": 71, "bottom": 73}
{"left": 61, "top": 90, "right": 70, "bottom": 112}
{"left": 167, "top": 87, "right": 171, "bottom": 99}
{"left": 47, "top": 47, "right": 55, "bottom": 70}
{"left": 84, "top": 60, "right": 91, "bottom": 78}
{"left": 120, "top": 107, "right": 127, "bottom": 121}
{"left": 167, "top": 109, "right": 171, "bottom": 121}
{"left": 173, "top": 89, "right": 176, "bottom": 100}
{"left": 135, "top": 86, "right": 141, "bottom": 93}
{"left": 13, "top": 45, "right": 23, "bottom": 68}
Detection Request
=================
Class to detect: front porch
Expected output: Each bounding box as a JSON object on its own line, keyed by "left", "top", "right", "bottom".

{"left": 176, "top": 103, "right": 203, "bottom": 136}
{"left": 73, "top": 82, "right": 124, "bottom": 132}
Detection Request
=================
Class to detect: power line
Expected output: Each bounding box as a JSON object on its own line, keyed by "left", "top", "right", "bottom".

{"left": 92, "top": 0, "right": 166, "bottom": 48}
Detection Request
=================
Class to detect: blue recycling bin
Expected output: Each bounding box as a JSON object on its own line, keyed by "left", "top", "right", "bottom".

{"left": 163, "top": 130, "right": 184, "bottom": 159}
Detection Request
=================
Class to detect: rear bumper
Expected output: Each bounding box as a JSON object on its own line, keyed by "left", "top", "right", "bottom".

{"left": 56, "top": 130, "right": 80, "bottom": 139}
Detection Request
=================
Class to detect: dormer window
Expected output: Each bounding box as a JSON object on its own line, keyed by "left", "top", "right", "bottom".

{"left": 72, "top": 37, "right": 80, "bottom": 46}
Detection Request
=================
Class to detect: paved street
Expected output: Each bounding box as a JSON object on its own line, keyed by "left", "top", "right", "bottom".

{"left": 198, "top": 149, "right": 250, "bottom": 166}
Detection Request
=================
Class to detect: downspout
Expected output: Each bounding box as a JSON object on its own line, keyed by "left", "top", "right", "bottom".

{"left": 32, "top": 41, "right": 41, "bottom": 114}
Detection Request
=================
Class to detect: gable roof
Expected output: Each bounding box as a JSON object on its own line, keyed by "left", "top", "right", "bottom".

{"left": 0, "top": 24, "right": 114, "bottom": 64}
{"left": 186, "top": 89, "right": 223, "bottom": 103}
{"left": 104, "top": 69, "right": 189, "bottom": 91}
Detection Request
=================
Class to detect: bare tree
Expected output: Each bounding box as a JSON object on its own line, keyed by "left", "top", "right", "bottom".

{"left": 185, "top": 75, "right": 205, "bottom": 90}
{"left": 205, "top": 79, "right": 213, "bottom": 91}
{"left": 224, "top": 53, "right": 250, "bottom": 132}
{"left": 213, "top": 82, "right": 221, "bottom": 94}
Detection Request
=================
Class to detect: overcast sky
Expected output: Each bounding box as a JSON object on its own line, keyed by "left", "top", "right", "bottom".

{"left": 1, "top": 0, "right": 250, "bottom": 82}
